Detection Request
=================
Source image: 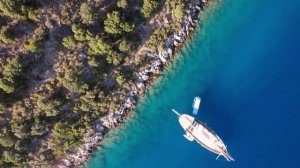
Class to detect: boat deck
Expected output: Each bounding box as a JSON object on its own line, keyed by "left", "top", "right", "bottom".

{"left": 179, "top": 114, "right": 227, "bottom": 156}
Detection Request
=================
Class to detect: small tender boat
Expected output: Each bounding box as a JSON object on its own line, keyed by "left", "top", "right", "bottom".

{"left": 192, "top": 97, "right": 201, "bottom": 115}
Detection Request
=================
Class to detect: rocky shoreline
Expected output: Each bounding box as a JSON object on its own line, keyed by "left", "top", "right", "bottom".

{"left": 57, "top": 0, "right": 216, "bottom": 167}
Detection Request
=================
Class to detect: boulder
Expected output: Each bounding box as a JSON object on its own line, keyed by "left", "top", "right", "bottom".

{"left": 136, "top": 82, "right": 145, "bottom": 89}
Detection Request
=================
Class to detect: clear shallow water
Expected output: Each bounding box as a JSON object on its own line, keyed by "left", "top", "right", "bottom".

{"left": 88, "top": 0, "right": 300, "bottom": 167}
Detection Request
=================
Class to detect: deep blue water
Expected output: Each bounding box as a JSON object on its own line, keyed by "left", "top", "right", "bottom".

{"left": 88, "top": 0, "right": 300, "bottom": 167}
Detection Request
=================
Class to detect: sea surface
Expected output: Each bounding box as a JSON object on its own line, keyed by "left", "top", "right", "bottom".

{"left": 88, "top": 0, "right": 300, "bottom": 167}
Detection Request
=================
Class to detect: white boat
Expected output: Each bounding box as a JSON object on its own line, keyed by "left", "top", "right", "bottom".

{"left": 192, "top": 97, "right": 201, "bottom": 115}
{"left": 172, "top": 109, "right": 234, "bottom": 161}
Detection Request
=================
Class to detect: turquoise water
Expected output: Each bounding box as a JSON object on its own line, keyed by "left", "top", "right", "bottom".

{"left": 88, "top": 0, "right": 300, "bottom": 167}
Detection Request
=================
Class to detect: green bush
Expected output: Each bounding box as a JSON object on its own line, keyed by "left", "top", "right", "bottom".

{"left": 104, "top": 11, "right": 134, "bottom": 34}
{"left": 106, "top": 52, "right": 123, "bottom": 65}
{"left": 11, "top": 120, "right": 31, "bottom": 139}
{"left": 74, "top": 91, "right": 102, "bottom": 113}
{"left": 118, "top": 40, "right": 132, "bottom": 53}
{"left": 146, "top": 27, "right": 171, "bottom": 49}
{"left": 2, "top": 151, "right": 21, "bottom": 166}
{"left": 141, "top": 0, "right": 159, "bottom": 18}
{"left": 62, "top": 36, "right": 76, "bottom": 49}
{"left": 61, "top": 71, "right": 88, "bottom": 93}
{"left": 88, "top": 36, "right": 112, "bottom": 55}
{"left": 0, "top": 80, "right": 15, "bottom": 93}
{"left": 172, "top": 2, "right": 185, "bottom": 19}
{"left": 80, "top": 3, "right": 96, "bottom": 24}
{"left": 117, "top": 0, "right": 128, "bottom": 9}
{"left": 24, "top": 38, "right": 43, "bottom": 52}
{"left": 0, "top": 26, "right": 16, "bottom": 44}
{"left": 0, "top": 57, "right": 22, "bottom": 93}
{"left": 116, "top": 74, "right": 125, "bottom": 85}
{"left": 0, "top": 134, "right": 16, "bottom": 147}
{"left": 0, "top": 0, "right": 29, "bottom": 20}
{"left": 50, "top": 122, "right": 83, "bottom": 149}
{"left": 14, "top": 139, "right": 31, "bottom": 152}
{"left": 72, "top": 25, "right": 92, "bottom": 41}
{"left": 28, "top": 9, "right": 41, "bottom": 22}
{"left": 37, "top": 98, "right": 62, "bottom": 117}
{"left": 31, "top": 122, "right": 49, "bottom": 136}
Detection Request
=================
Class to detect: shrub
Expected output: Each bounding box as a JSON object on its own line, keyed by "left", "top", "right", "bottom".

{"left": 116, "top": 74, "right": 125, "bottom": 85}
{"left": 0, "top": 0, "right": 28, "bottom": 20}
{"left": 28, "top": 9, "right": 41, "bottom": 22}
{"left": 0, "top": 57, "right": 22, "bottom": 93}
{"left": 88, "top": 37, "right": 112, "bottom": 55}
{"left": 49, "top": 122, "right": 83, "bottom": 149}
{"left": 24, "top": 38, "right": 43, "bottom": 52}
{"left": 106, "top": 52, "right": 123, "bottom": 65}
{"left": 79, "top": 3, "right": 96, "bottom": 24}
{"left": 60, "top": 71, "right": 88, "bottom": 93}
{"left": 0, "top": 134, "right": 16, "bottom": 147}
{"left": 36, "top": 98, "right": 62, "bottom": 117}
{"left": 74, "top": 91, "right": 101, "bottom": 113}
{"left": 72, "top": 25, "right": 92, "bottom": 41}
{"left": 118, "top": 40, "right": 132, "bottom": 53}
{"left": 11, "top": 121, "right": 31, "bottom": 139}
{"left": 0, "top": 80, "right": 15, "bottom": 93}
{"left": 2, "top": 151, "right": 21, "bottom": 166}
{"left": 172, "top": 2, "right": 184, "bottom": 19}
{"left": 14, "top": 139, "right": 30, "bottom": 152}
{"left": 141, "top": 0, "right": 159, "bottom": 18}
{"left": 31, "top": 122, "right": 49, "bottom": 136}
{"left": 0, "top": 26, "right": 16, "bottom": 44}
{"left": 117, "top": 0, "right": 128, "bottom": 9}
{"left": 104, "top": 11, "right": 134, "bottom": 34}
{"left": 146, "top": 27, "right": 171, "bottom": 49}
{"left": 62, "top": 36, "right": 76, "bottom": 49}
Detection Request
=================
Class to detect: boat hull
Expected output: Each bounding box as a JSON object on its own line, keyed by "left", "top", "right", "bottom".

{"left": 179, "top": 114, "right": 234, "bottom": 161}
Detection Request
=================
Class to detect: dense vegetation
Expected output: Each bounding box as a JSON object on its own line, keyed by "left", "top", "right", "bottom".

{"left": 0, "top": 0, "right": 191, "bottom": 166}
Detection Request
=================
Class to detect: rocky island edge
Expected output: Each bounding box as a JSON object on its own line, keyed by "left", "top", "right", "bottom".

{"left": 0, "top": 0, "right": 219, "bottom": 167}
{"left": 69, "top": 0, "right": 220, "bottom": 167}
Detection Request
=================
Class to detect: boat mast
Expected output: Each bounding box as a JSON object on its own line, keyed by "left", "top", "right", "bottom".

{"left": 172, "top": 109, "right": 181, "bottom": 117}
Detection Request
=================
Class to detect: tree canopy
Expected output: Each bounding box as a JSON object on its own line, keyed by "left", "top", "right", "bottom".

{"left": 88, "top": 36, "right": 113, "bottom": 55}
{"left": 0, "top": 26, "right": 16, "bottom": 44}
{"left": 72, "top": 25, "right": 93, "bottom": 41}
{"left": 24, "top": 38, "right": 43, "bottom": 52}
{"left": 62, "top": 36, "right": 76, "bottom": 49}
{"left": 79, "top": 3, "right": 96, "bottom": 24}
{"left": 0, "top": 134, "right": 16, "bottom": 148}
{"left": 141, "top": 0, "right": 159, "bottom": 18}
{"left": 0, "top": 0, "right": 192, "bottom": 166}
{"left": 0, "top": 0, "right": 29, "bottom": 20}
{"left": 0, "top": 57, "right": 22, "bottom": 93}
{"left": 117, "top": 0, "right": 128, "bottom": 9}
{"left": 104, "top": 11, "right": 134, "bottom": 34}
{"left": 172, "top": 2, "right": 185, "bottom": 19}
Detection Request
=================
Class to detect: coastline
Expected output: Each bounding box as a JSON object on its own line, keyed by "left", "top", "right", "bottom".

{"left": 58, "top": 0, "right": 220, "bottom": 167}
{"left": 85, "top": 0, "right": 300, "bottom": 167}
